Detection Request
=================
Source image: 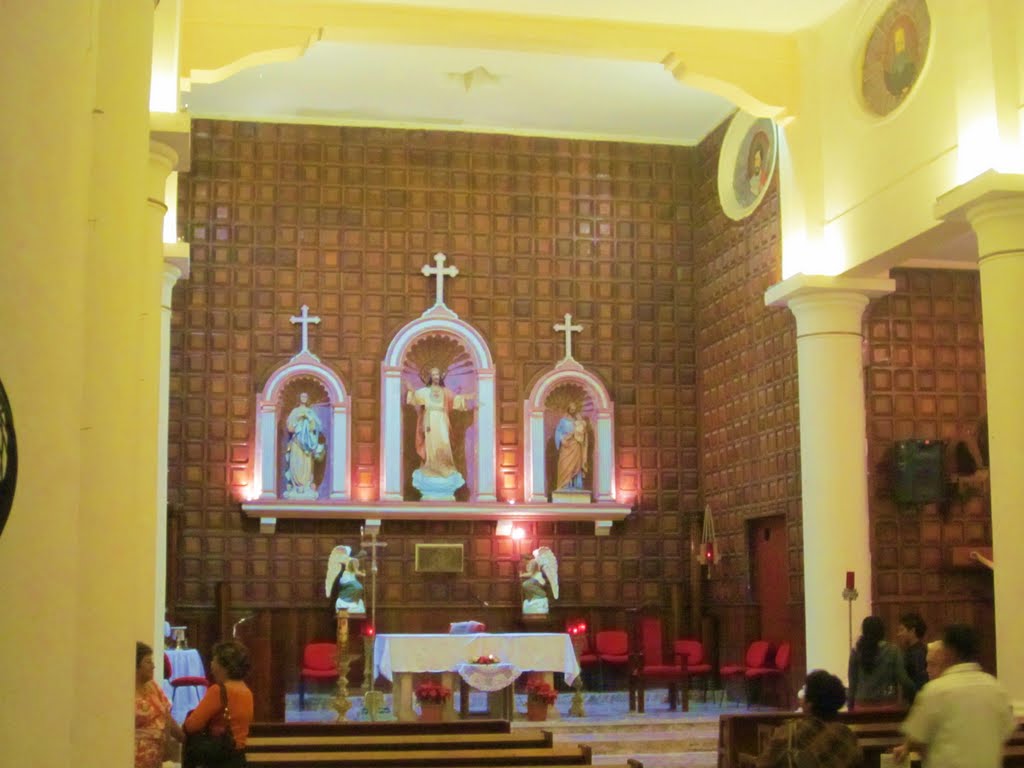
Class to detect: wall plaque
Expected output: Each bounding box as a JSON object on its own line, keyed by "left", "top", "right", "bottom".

{"left": 414, "top": 543, "right": 465, "bottom": 573}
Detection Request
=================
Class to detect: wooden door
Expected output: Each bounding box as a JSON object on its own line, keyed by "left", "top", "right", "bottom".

{"left": 749, "top": 516, "right": 789, "bottom": 643}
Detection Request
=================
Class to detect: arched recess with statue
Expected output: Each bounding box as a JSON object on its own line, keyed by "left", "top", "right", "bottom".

{"left": 379, "top": 305, "right": 497, "bottom": 503}
{"left": 523, "top": 360, "right": 615, "bottom": 504}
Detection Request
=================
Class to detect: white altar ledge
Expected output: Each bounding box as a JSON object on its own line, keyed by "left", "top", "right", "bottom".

{"left": 242, "top": 499, "right": 630, "bottom": 536}
{"left": 373, "top": 632, "right": 580, "bottom": 721}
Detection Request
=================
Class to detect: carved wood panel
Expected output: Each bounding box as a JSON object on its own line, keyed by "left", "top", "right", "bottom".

{"left": 170, "top": 122, "right": 699, "bottom": 639}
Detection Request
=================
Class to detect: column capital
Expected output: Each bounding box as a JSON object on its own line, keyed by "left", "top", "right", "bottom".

{"left": 764, "top": 274, "right": 895, "bottom": 336}
{"left": 935, "top": 170, "right": 1024, "bottom": 259}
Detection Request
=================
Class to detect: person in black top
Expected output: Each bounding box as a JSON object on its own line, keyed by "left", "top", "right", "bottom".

{"left": 895, "top": 612, "right": 928, "bottom": 701}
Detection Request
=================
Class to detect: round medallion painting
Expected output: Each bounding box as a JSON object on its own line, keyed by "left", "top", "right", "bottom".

{"left": 717, "top": 110, "right": 778, "bottom": 221}
{"left": 0, "top": 378, "right": 17, "bottom": 539}
{"left": 861, "top": 0, "right": 931, "bottom": 117}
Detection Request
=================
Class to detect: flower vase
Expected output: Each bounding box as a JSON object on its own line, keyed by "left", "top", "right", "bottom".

{"left": 526, "top": 700, "right": 548, "bottom": 721}
{"left": 419, "top": 702, "right": 444, "bottom": 722}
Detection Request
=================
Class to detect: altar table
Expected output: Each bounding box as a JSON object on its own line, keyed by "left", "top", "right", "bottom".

{"left": 374, "top": 632, "right": 579, "bottom": 721}
{"left": 162, "top": 648, "right": 206, "bottom": 723}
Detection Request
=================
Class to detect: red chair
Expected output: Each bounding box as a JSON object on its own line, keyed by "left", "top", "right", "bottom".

{"left": 299, "top": 642, "right": 338, "bottom": 709}
{"left": 673, "top": 639, "right": 713, "bottom": 702}
{"left": 719, "top": 640, "right": 771, "bottom": 705}
{"left": 629, "top": 616, "right": 688, "bottom": 713}
{"left": 746, "top": 641, "right": 792, "bottom": 707}
{"left": 591, "top": 629, "right": 630, "bottom": 690}
{"left": 165, "top": 652, "right": 209, "bottom": 710}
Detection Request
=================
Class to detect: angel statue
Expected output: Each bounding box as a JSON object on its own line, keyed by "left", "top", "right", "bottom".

{"left": 521, "top": 546, "right": 559, "bottom": 615}
{"left": 325, "top": 545, "right": 366, "bottom": 615}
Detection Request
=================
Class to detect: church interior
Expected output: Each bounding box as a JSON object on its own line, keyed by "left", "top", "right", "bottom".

{"left": 2, "top": 1, "right": 1023, "bottom": 765}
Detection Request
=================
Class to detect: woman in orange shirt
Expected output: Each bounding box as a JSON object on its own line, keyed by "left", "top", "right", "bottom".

{"left": 135, "top": 641, "right": 184, "bottom": 768}
{"left": 183, "top": 640, "right": 254, "bottom": 768}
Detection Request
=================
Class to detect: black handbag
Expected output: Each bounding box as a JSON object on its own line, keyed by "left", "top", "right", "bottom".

{"left": 183, "top": 683, "right": 238, "bottom": 768}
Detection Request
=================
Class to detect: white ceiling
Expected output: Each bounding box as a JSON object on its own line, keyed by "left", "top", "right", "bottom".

{"left": 186, "top": 42, "right": 737, "bottom": 145}
{"left": 184, "top": 0, "right": 853, "bottom": 144}
{"left": 320, "top": 0, "right": 852, "bottom": 33}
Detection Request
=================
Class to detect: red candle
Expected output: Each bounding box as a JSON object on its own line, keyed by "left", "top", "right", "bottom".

{"left": 846, "top": 571, "right": 855, "bottom": 590}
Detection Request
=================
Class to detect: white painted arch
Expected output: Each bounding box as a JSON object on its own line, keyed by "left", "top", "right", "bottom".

{"left": 254, "top": 352, "right": 351, "bottom": 501}
{"left": 380, "top": 307, "right": 497, "bottom": 502}
{"left": 523, "top": 360, "right": 616, "bottom": 503}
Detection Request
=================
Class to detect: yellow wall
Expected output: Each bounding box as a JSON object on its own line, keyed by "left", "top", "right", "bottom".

{"left": 0, "top": 2, "right": 158, "bottom": 766}
{"left": 782, "top": 0, "right": 1023, "bottom": 277}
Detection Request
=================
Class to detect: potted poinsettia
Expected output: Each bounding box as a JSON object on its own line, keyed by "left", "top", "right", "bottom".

{"left": 525, "top": 679, "right": 558, "bottom": 721}
{"left": 414, "top": 679, "right": 451, "bottom": 722}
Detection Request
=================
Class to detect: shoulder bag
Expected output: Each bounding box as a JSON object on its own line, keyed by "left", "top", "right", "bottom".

{"left": 182, "top": 683, "right": 237, "bottom": 768}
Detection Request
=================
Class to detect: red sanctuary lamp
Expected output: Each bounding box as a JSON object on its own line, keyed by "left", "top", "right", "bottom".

{"left": 703, "top": 542, "right": 716, "bottom": 564}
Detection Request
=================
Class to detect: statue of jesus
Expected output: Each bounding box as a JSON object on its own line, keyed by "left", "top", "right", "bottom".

{"left": 405, "top": 367, "right": 474, "bottom": 499}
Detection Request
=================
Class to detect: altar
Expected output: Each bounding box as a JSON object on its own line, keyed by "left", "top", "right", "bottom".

{"left": 374, "top": 632, "right": 580, "bottom": 721}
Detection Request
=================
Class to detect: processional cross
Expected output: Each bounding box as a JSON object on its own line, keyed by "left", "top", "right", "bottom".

{"left": 421, "top": 252, "right": 459, "bottom": 307}
{"left": 554, "top": 313, "right": 583, "bottom": 361}
{"left": 290, "top": 305, "right": 321, "bottom": 355}
{"left": 360, "top": 525, "right": 389, "bottom": 720}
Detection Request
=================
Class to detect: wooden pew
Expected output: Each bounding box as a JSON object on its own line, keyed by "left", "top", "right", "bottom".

{"left": 719, "top": 711, "right": 1024, "bottom": 768}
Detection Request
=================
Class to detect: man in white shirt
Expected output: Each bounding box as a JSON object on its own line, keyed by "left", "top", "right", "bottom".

{"left": 893, "top": 624, "right": 1017, "bottom": 767}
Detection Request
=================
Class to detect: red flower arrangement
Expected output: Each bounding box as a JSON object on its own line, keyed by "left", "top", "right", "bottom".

{"left": 414, "top": 680, "right": 452, "bottom": 703}
{"left": 472, "top": 654, "right": 500, "bottom": 664}
{"left": 525, "top": 679, "right": 558, "bottom": 705}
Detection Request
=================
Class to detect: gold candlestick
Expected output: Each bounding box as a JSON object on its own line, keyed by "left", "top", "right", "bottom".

{"left": 568, "top": 631, "right": 587, "bottom": 717}
{"left": 331, "top": 609, "right": 355, "bottom": 719}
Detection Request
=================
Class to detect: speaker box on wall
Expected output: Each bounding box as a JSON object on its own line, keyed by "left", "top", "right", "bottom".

{"left": 893, "top": 439, "right": 947, "bottom": 505}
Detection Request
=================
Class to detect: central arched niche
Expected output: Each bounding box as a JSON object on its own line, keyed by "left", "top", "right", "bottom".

{"left": 380, "top": 308, "right": 496, "bottom": 502}
{"left": 401, "top": 333, "right": 478, "bottom": 500}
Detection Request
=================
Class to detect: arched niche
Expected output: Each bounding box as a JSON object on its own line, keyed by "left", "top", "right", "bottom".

{"left": 523, "top": 360, "right": 615, "bottom": 503}
{"left": 380, "top": 307, "right": 496, "bottom": 502}
{"left": 254, "top": 352, "right": 351, "bottom": 501}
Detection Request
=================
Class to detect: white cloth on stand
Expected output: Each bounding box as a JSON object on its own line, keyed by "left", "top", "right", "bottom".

{"left": 161, "top": 648, "right": 206, "bottom": 723}
{"left": 456, "top": 662, "right": 520, "bottom": 692}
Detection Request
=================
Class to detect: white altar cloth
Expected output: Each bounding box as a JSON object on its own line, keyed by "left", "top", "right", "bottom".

{"left": 374, "top": 632, "right": 579, "bottom": 721}
{"left": 374, "top": 632, "right": 579, "bottom": 684}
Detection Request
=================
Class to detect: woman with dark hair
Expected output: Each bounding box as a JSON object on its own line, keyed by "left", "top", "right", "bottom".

{"left": 848, "top": 615, "right": 916, "bottom": 709}
{"left": 754, "top": 670, "right": 862, "bottom": 767}
{"left": 183, "top": 640, "right": 254, "bottom": 767}
{"left": 135, "top": 641, "right": 184, "bottom": 768}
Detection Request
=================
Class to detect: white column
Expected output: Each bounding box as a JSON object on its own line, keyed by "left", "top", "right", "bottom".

{"left": 380, "top": 367, "right": 404, "bottom": 500}
{"left": 329, "top": 403, "right": 350, "bottom": 499}
{"left": 525, "top": 409, "right": 546, "bottom": 502}
{"left": 765, "top": 274, "right": 894, "bottom": 684}
{"left": 475, "top": 371, "right": 497, "bottom": 502}
{"left": 148, "top": 142, "right": 180, "bottom": 657}
{"left": 595, "top": 412, "right": 615, "bottom": 502}
{"left": 937, "top": 172, "right": 1024, "bottom": 713}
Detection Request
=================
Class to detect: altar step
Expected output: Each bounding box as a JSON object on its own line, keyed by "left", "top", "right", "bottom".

{"left": 530, "top": 708, "right": 720, "bottom": 768}
{"left": 247, "top": 719, "right": 637, "bottom": 768}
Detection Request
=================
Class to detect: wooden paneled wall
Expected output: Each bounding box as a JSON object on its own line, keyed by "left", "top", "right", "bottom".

{"left": 169, "top": 119, "right": 995, "bottom": 701}
{"left": 691, "top": 122, "right": 803, "bottom": 684}
{"left": 170, "top": 121, "right": 700, "bottom": 669}
{"left": 864, "top": 268, "right": 994, "bottom": 668}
